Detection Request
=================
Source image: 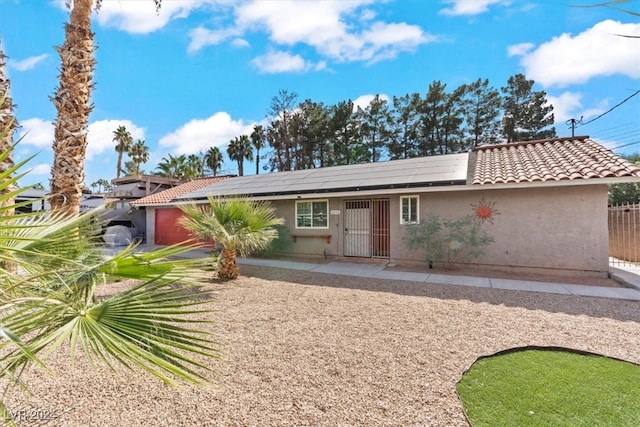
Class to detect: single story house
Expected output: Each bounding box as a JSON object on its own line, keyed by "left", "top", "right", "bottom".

{"left": 136, "top": 136, "right": 640, "bottom": 278}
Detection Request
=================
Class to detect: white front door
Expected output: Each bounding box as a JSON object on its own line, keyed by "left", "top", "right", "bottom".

{"left": 344, "top": 200, "right": 371, "bottom": 257}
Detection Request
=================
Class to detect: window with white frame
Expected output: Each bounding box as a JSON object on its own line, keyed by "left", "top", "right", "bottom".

{"left": 400, "top": 195, "right": 419, "bottom": 224}
{"left": 295, "top": 200, "right": 328, "bottom": 228}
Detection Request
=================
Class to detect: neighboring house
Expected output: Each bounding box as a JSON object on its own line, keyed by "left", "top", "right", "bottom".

{"left": 17, "top": 190, "right": 109, "bottom": 214}
{"left": 131, "top": 176, "right": 234, "bottom": 245}
{"left": 147, "top": 136, "right": 640, "bottom": 278}
{"left": 15, "top": 188, "right": 49, "bottom": 213}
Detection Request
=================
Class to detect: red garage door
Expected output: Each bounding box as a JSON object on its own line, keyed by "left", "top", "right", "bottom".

{"left": 155, "top": 208, "right": 197, "bottom": 246}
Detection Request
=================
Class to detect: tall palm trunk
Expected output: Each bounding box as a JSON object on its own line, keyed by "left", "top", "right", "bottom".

{"left": 218, "top": 247, "right": 239, "bottom": 280}
{"left": 0, "top": 41, "right": 16, "bottom": 196}
{"left": 50, "top": 0, "right": 95, "bottom": 217}
{"left": 1, "top": 41, "right": 18, "bottom": 273}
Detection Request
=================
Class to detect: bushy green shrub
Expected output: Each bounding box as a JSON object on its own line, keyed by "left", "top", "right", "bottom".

{"left": 261, "top": 224, "right": 292, "bottom": 256}
{"left": 404, "top": 213, "right": 493, "bottom": 269}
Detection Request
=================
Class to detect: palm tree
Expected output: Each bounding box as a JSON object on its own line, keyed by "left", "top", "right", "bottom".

{"left": 155, "top": 153, "right": 188, "bottom": 180}
{"left": 179, "top": 197, "right": 284, "bottom": 280}
{"left": 1, "top": 44, "right": 19, "bottom": 274}
{"left": 187, "top": 154, "right": 204, "bottom": 179}
{"left": 113, "top": 125, "right": 133, "bottom": 178}
{"left": 50, "top": 0, "right": 164, "bottom": 217}
{"left": 0, "top": 43, "right": 16, "bottom": 210}
{"left": 96, "top": 178, "right": 110, "bottom": 193}
{"left": 204, "top": 146, "right": 223, "bottom": 176}
{"left": 50, "top": 0, "right": 95, "bottom": 217}
{"left": 123, "top": 159, "right": 141, "bottom": 176}
{"left": 0, "top": 142, "right": 217, "bottom": 423}
{"left": 227, "top": 135, "right": 253, "bottom": 176}
{"left": 128, "top": 139, "right": 150, "bottom": 176}
{"left": 102, "top": 179, "right": 114, "bottom": 192}
{"left": 250, "top": 125, "right": 265, "bottom": 175}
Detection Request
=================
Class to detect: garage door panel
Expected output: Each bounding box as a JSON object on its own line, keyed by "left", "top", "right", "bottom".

{"left": 155, "top": 208, "right": 197, "bottom": 246}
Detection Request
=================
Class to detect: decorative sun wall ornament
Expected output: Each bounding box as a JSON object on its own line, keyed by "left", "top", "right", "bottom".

{"left": 472, "top": 198, "right": 500, "bottom": 224}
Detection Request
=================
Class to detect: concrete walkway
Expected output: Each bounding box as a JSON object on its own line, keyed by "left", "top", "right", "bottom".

{"left": 133, "top": 245, "right": 640, "bottom": 301}
{"left": 237, "top": 257, "right": 640, "bottom": 301}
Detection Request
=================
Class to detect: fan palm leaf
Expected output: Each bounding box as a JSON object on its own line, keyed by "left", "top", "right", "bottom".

{"left": 0, "top": 139, "right": 219, "bottom": 424}
{"left": 179, "top": 196, "right": 283, "bottom": 279}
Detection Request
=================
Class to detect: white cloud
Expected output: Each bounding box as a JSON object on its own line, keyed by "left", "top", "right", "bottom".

{"left": 252, "top": 50, "right": 313, "bottom": 74}
{"left": 507, "top": 42, "right": 533, "bottom": 57}
{"left": 439, "top": 0, "right": 509, "bottom": 16}
{"left": 358, "top": 22, "right": 433, "bottom": 64}
{"left": 511, "top": 20, "right": 640, "bottom": 87}
{"left": 352, "top": 94, "right": 391, "bottom": 111}
{"left": 92, "top": 0, "right": 205, "bottom": 34}
{"left": 547, "top": 92, "right": 583, "bottom": 123}
{"left": 231, "top": 38, "right": 250, "bottom": 48}
{"left": 28, "top": 163, "right": 51, "bottom": 176}
{"left": 7, "top": 54, "right": 48, "bottom": 71}
{"left": 188, "top": 26, "right": 241, "bottom": 53}
{"left": 86, "top": 120, "right": 145, "bottom": 160}
{"left": 17, "top": 118, "right": 54, "bottom": 148}
{"left": 17, "top": 117, "right": 145, "bottom": 161}
{"left": 158, "top": 112, "right": 252, "bottom": 155}
{"left": 547, "top": 92, "right": 612, "bottom": 135}
{"left": 191, "top": 1, "right": 433, "bottom": 65}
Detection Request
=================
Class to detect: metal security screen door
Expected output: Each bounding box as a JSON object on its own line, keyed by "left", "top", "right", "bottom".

{"left": 372, "top": 199, "right": 390, "bottom": 257}
{"left": 344, "top": 200, "right": 390, "bottom": 258}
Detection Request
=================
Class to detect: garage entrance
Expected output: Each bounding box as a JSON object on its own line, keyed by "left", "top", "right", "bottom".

{"left": 154, "top": 208, "right": 194, "bottom": 245}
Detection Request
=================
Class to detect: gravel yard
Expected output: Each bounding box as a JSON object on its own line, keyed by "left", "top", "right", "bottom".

{"left": 6, "top": 265, "right": 640, "bottom": 426}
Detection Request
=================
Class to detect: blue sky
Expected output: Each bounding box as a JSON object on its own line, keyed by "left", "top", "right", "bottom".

{"left": 1, "top": 0, "right": 639, "bottom": 188}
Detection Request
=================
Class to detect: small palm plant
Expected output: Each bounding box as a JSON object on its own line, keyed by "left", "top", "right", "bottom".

{"left": 0, "top": 133, "right": 218, "bottom": 424}
{"left": 179, "top": 196, "right": 284, "bottom": 280}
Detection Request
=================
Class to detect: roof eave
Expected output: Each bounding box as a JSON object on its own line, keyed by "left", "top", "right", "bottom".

{"left": 470, "top": 176, "right": 640, "bottom": 190}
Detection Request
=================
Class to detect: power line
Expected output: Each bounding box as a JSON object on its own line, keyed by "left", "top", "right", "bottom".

{"left": 595, "top": 122, "right": 638, "bottom": 135}
{"left": 610, "top": 139, "right": 640, "bottom": 151}
{"left": 579, "top": 89, "right": 640, "bottom": 126}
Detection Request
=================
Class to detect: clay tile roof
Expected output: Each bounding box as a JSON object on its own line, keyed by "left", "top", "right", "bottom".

{"left": 131, "top": 175, "right": 234, "bottom": 206}
{"left": 472, "top": 136, "right": 640, "bottom": 185}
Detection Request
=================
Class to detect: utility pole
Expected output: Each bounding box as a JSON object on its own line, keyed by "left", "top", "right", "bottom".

{"left": 566, "top": 116, "right": 583, "bottom": 138}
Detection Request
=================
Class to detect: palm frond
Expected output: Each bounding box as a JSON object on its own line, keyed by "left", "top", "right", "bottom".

{"left": 179, "top": 196, "right": 284, "bottom": 257}
{"left": 0, "top": 134, "right": 220, "bottom": 415}
{"left": 1, "top": 277, "right": 217, "bottom": 385}
{"left": 99, "top": 243, "right": 212, "bottom": 284}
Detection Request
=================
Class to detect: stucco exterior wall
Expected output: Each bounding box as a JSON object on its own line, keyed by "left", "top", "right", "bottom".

{"left": 270, "top": 184, "right": 609, "bottom": 277}
{"left": 270, "top": 199, "right": 343, "bottom": 258}
{"left": 392, "top": 185, "right": 609, "bottom": 276}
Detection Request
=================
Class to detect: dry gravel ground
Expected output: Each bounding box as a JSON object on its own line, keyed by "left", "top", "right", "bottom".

{"left": 5, "top": 265, "right": 640, "bottom": 426}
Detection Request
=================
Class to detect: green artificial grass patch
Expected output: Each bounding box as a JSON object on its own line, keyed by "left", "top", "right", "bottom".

{"left": 456, "top": 347, "right": 640, "bottom": 427}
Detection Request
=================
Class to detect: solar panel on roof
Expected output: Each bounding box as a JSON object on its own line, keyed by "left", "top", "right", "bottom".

{"left": 177, "top": 153, "right": 469, "bottom": 200}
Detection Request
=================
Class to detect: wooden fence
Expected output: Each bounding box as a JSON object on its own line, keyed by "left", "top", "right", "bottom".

{"left": 609, "top": 203, "right": 640, "bottom": 265}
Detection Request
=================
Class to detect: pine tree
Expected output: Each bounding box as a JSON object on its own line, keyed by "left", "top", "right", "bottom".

{"left": 501, "top": 73, "right": 556, "bottom": 142}
{"left": 460, "top": 78, "right": 502, "bottom": 149}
